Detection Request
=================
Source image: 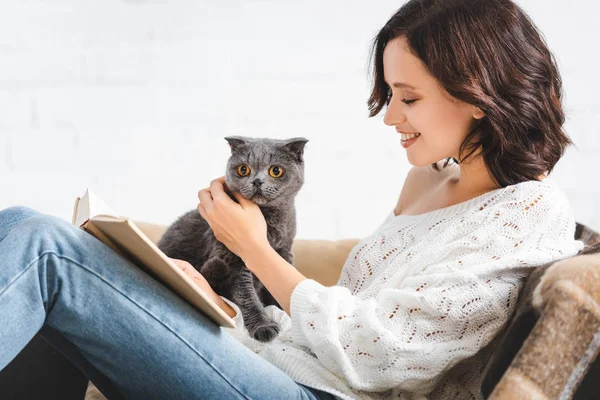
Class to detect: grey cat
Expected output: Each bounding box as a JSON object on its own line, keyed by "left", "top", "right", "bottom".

{"left": 157, "top": 136, "right": 308, "bottom": 343}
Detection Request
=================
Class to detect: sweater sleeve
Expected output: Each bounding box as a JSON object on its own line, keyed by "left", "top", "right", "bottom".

{"left": 289, "top": 184, "right": 583, "bottom": 393}
{"left": 220, "top": 295, "right": 244, "bottom": 327}
{"left": 220, "top": 296, "right": 292, "bottom": 354}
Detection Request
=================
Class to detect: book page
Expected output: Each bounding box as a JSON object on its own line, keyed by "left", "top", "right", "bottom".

{"left": 73, "top": 188, "right": 120, "bottom": 228}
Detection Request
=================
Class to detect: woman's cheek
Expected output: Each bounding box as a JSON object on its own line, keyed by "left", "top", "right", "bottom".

{"left": 409, "top": 106, "right": 433, "bottom": 135}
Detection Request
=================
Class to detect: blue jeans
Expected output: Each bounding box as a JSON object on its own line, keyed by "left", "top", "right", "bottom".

{"left": 0, "top": 206, "right": 335, "bottom": 400}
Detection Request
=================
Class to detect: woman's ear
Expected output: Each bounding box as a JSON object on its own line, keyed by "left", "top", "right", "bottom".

{"left": 472, "top": 106, "right": 485, "bottom": 120}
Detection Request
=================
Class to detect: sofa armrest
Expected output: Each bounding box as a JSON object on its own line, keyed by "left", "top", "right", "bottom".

{"left": 484, "top": 245, "right": 600, "bottom": 399}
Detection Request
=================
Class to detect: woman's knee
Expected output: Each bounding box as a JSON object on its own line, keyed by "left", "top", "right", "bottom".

{"left": 0, "top": 205, "right": 41, "bottom": 222}
{"left": 0, "top": 207, "right": 75, "bottom": 247}
{"left": 0, "top": 206, "right": 43, "bottom": 242}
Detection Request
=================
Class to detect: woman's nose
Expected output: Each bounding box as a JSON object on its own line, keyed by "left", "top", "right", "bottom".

{"left": 383, "top": 99, "right": 407, "bottom": 126}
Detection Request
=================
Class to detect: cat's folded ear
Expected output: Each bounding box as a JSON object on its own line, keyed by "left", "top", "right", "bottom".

{"left": 224, "top": 136, "right": 249, "bottom": 152}
{"left": 282, "top": 137, "right": 309, "bottom": 162}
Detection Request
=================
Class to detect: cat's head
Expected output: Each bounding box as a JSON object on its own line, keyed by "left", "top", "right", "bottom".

{"left": 224, "top": 136, "right": 308, "bottom": 207}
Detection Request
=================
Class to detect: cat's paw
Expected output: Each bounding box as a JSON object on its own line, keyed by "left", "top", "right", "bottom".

{"left": 249, "top": 321, "right": 281, "bottom": 343}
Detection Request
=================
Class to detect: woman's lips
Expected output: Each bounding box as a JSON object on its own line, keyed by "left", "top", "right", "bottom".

{"left": 400, "top": 133, "right": 421, "bottom": 148}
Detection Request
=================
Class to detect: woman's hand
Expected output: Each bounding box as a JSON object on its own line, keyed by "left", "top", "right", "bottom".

{"left": 196, "top": 176, "right": 270, "bottom": 260}
{"left": 169, "top": 258, "right": 217, "bottom": 298}
{"left": 169, "top": 257, "right": 237, "bottom": 318}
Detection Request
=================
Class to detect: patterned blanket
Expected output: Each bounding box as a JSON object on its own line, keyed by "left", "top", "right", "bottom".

{"left": 482, "top": 223, "right": 600, "bottom": 399}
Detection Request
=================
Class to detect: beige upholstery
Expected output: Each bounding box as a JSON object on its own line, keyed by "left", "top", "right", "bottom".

{"left": 85, "top": 221, "right": 360, "bottom": 400}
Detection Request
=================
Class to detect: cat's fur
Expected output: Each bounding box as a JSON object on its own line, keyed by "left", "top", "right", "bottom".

{"left": 157, "top": 136, "right": 308, "bottom": 343}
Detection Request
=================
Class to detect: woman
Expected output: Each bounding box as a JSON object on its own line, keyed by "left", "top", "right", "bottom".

{"left": 0, "top": 0, "right": 585, "bottom": 399}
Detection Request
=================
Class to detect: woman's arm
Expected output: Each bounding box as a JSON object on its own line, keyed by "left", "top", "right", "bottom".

{"left": 242, "top": 239, "right": 360, "bottom": 315}
{"left": 243, "top": 245, "right": 307, "bottom": 316}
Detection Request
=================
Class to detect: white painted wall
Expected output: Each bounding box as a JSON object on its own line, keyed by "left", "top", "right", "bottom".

{"left": 1, "top": 0, "right": 598, "bottom": 239}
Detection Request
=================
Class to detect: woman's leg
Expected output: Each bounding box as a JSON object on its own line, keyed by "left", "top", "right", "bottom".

{"left": 0, "top": 206, "right": 332, "bottom": 400}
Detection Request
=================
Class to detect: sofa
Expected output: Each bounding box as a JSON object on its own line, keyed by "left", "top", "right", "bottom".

{"left": 1, "top": 220, "right": 599, "bottom": 399}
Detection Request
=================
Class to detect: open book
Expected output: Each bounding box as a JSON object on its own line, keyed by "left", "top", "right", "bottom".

{"left": 72, "top": 189, "right": 236, "bottom": 328}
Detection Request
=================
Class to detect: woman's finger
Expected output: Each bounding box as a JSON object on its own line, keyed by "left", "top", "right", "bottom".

{"left": 177, "top": 264, "right": 207, "bottom": 286}
{"left": 170, "top": 258, "right": 190, "bottom": 271}
{"left": 209, "top": 178, "right": 229, "bottom": 203}
{"left": 197, "top": 202, "right": 207, "bottom": 219}
{"left": 198, "top": 188, "right": 214, "bottom": 211}
{"left": 197, "top": 187, "right": 212, "bottom": 202}
{"left": 231, "top": 190, "right": 253, "bottom": 208}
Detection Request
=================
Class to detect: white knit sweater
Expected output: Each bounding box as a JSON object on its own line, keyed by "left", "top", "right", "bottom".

{"left": 220, "top": 177, "right": 584, "bottom": 400}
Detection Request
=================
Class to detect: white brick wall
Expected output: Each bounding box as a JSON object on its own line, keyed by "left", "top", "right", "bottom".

{"left": 1, "top": 0, "right": 598, "bottom": 240}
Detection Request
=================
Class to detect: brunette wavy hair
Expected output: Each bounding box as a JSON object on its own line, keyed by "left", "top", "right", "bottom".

{"left": 367, "top": 0, "right": 574, "bottom": 187}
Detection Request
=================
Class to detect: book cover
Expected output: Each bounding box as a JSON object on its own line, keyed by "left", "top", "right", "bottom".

{"left": 72, "top": 189, "right": 236, "bottom": 328}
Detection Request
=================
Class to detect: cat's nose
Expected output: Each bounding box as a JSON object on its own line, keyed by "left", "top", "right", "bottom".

{"left": 252, "top": 179, "right": 263, "bottom": 187}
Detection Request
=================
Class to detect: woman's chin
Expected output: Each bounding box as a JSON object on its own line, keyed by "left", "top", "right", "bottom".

{"left": 406, "top": 155, "right": 432, "bottom": 168}
{"left": 406, "top": 150, "right": 449, "bottom": 168}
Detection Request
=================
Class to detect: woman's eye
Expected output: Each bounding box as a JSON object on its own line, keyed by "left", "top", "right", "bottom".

{"left": 269, "top": 166, "right": 284, "bottom": 178}
{"left": 402, "top": 99, "right": 417, "bottom": 105}
{"left": 237, "top": 164, "right": 251, "bottom": 177}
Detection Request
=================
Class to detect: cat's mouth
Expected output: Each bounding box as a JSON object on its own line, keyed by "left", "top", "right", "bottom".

{"left": 237, "top": 186, "right": 274, "bottom": 205}
{"left": 250, "top": 189, "right": 272, "bottom": 204}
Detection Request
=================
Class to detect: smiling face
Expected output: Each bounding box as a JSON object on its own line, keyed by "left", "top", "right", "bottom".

{"left": 224, "top": 136, "right": 308, "bottom": 207}
{"left": 382, "top": 36, "right": 485, "bottom": 167}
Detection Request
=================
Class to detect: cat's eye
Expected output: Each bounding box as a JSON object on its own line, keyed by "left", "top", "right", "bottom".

{"left": 237, "top": 164, "right": 251, "bottom": 177}
{"left": 269, "top": 166, "right": 284, "bottom": 178}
